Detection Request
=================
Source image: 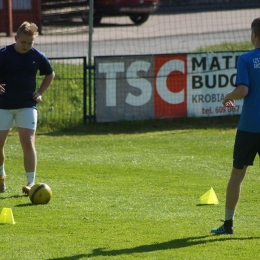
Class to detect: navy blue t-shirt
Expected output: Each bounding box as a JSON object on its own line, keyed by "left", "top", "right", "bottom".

{"left": 0, "top": 44, "right": 53, "bottom": 109}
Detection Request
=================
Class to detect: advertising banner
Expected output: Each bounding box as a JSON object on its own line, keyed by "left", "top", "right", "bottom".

{"left": 95, "top": 52, "right": 244, "bottom": 122}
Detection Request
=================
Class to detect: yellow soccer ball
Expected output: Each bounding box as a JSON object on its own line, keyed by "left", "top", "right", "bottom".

{"left": 29, "top": 183, "right": 52, "bottom": 205}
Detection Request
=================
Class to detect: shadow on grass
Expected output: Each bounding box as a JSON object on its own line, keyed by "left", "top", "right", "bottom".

{"left": 39, "top": 116, "right": 240, "bottom": 136}
{"left": 0, "top": 194, "right": 25, "bottom": 200}
{"left": 14, "top": 203, "right": 34, "bottom": 207}
{"left": 0, "top": 194, "right": 33, "bottom": 205}
{"left": 196, "top": 204, "right": 218, "bottom": 206}
{"left": 47, "top": 235, "right": 260, "bottom": 259}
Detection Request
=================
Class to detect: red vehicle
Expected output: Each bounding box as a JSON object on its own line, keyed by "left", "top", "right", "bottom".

{"left": 94, "top": 0, "right": 160, "bottom": 25}
{"left": 41, "top": 0, "right": 159, "bottom": 26}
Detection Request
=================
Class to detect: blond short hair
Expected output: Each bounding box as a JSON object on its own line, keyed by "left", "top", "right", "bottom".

{"left": 16, "top": 21, "right": 39, "bottom": 37}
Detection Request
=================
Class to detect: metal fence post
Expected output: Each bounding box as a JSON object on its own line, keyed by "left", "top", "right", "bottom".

{"left": 88, "top": 0, "right": 94, "bottom": 123}
{"left": 83, "top": 56, "right": 87, "bottom": 125}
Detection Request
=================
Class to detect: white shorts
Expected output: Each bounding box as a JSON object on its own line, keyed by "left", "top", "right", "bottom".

{"left": 0, "top": 108, "right": 37, "bottom": 131}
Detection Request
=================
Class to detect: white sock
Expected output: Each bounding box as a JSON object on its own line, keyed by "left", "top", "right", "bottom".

{"left": 26, "top": 172, "right": 36, "bottom": 185}
{"left": 225, "top": 209, "right": 235, "bottom": 220}
{"left": 0, "top": 165, "right": 6, "bottom": 177}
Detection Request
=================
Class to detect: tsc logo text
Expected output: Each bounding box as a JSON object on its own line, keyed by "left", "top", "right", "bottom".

{"left": 95, "top": 52, "right": 244, "bottom": 122}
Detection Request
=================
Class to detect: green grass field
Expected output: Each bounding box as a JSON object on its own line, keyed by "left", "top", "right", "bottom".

{"left": 1, "top": 118, "right": 260, "bottom": 260}
{"left": 1, "top": 42, "right": 257, "bottom": 259}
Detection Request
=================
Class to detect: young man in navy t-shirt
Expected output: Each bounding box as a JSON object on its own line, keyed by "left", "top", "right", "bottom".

{"left": 211, "top": 17, "right": 260, "bottom": 234}
{"left": 0, "top": 21, "right": 55, "bottom": 194}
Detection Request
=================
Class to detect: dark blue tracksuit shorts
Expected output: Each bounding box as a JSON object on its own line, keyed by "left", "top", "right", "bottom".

{"left": 233, "top": 130, "right": 260, "bottom": 169}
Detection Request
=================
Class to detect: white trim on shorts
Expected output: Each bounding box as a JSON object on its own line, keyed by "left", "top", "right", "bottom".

{"left": 0, "top": 108, "right": 37, "bottom": 131}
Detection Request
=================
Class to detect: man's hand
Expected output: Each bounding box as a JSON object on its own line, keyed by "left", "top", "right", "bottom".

{"left": 223, "top": 100, "right": 235, "bottom": 107}
{"left": 0, "top": 84, "right": 6, "bottom": 95}
{"left": 32, "top": 92, "right": 42, "bottom": 103}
